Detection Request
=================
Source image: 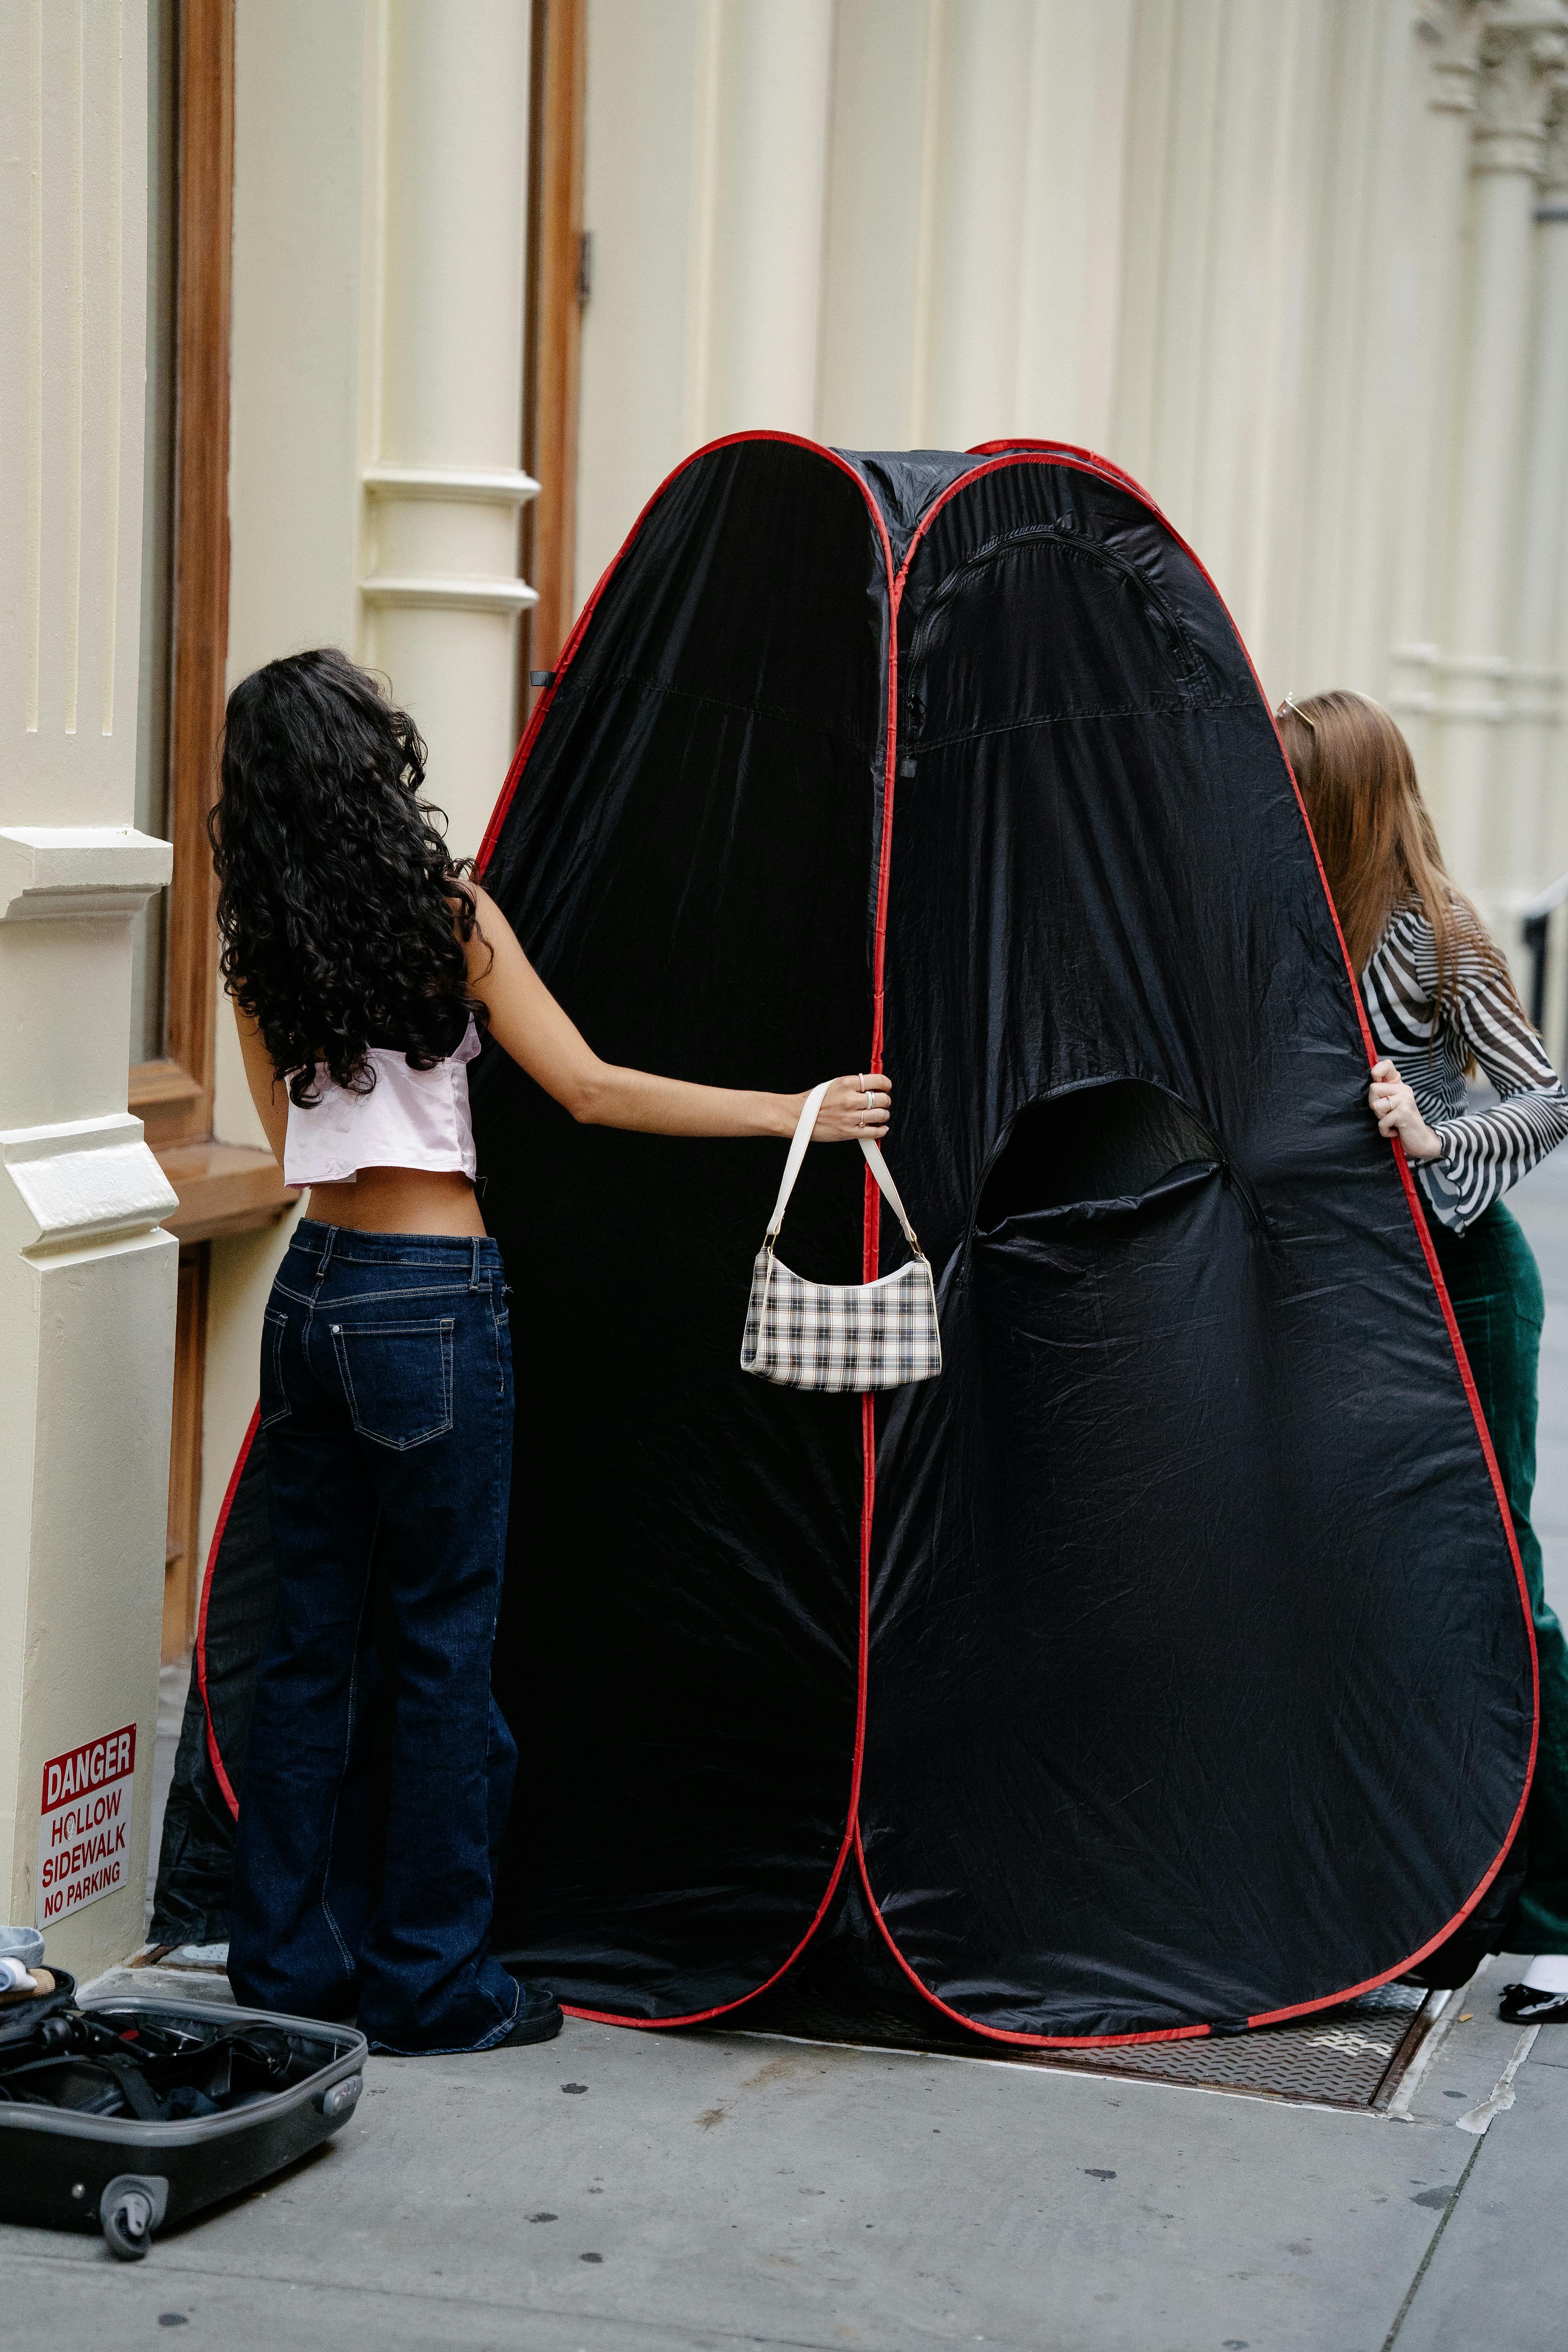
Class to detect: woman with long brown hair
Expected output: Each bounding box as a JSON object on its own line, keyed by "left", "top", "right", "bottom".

{"left": 1276, "top": 688, "right": 1568, "bottom": 2022}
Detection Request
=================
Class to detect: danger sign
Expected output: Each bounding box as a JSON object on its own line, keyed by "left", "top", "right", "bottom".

{"left": 36, "top": 1724, "right": 136, "bottom": 1931}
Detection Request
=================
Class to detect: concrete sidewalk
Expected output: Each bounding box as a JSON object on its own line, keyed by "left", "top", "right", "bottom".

{"left": 1, "top": 1951, "right": 1559, "bottom": 2351}
{"left": 5, "top": 1152, "right": 1563, "bottom": 2348}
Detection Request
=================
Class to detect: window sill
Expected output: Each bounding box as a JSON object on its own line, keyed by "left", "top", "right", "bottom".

{"left": 132, "top": 1058, "right": 209, "bottom": 1150}
{"left": 155, "top": 1140, "right": 299, "bottom": 1244}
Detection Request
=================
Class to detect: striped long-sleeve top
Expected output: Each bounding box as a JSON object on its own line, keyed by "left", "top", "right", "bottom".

{"left": 1361, "top": 902, "right": 1568, "bottom": 1234}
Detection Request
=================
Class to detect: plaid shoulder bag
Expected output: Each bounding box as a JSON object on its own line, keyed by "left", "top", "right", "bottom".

{"left": 740, "top": 1080, "right": 942, "bottom": 1392}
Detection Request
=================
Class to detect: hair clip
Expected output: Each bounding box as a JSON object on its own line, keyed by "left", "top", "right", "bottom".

{"left": 1277, "top": 692, "right": 1316, "bottom": 731}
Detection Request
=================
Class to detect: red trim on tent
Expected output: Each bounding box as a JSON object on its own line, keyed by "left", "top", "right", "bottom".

{"left": 473, "top": 434, "right": 1537, "bottom": 2050}
{"left": 196, "top": 1404, "right": 260, "bottom": 1822}
{"left": 475, "top": 429, "right": 893, "bottom": 880}
{"left": 558, "top": 1829, "right": 860, "bottom": 2031}
{"left": 853, "top": 445, "right": 1538, "bottom": 2043}
{"left": 965, "top": 436, "right": 1159, "bottom": 506}
{"left": 476, "top": 429, "right": 897, "bottom": 2036}
{"left": 851, "top": 1826, "right": 1212, "bottom": 2048}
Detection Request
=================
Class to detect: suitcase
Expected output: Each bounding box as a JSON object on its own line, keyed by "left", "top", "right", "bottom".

{"left": 0, "top": 1979, "right": 367, "bottom": 2259}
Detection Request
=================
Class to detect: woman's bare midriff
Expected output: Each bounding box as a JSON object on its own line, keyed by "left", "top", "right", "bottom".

{"left": 301, "top": 1166, "right": 488, "bottom": 1238}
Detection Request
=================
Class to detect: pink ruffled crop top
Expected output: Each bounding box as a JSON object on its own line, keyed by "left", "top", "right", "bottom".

{"left": 282, "top": 1016, "right": 481, "bottom": 1187}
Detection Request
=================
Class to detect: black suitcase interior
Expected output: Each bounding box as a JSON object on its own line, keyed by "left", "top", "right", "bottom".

{"left": 0, "top": 1980, "right": 366, "bottom": 2258}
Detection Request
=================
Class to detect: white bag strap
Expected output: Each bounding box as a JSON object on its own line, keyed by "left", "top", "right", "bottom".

{"left": 765, "top": 1081, "right": 924, "bottom": 1258}
{"left": 859, "top": 1133, "right": 922, "bottom": 1256}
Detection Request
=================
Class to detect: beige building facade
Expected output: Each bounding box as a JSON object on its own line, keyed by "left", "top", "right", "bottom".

{"left": 578, "top": 0, "right": 1568, "bottom": 929}
{"left": 1, "top": 0, "right": 178, "bottom": 1977}
{"left": 3, "top": 0, "right": 1567, "bottom": 1970}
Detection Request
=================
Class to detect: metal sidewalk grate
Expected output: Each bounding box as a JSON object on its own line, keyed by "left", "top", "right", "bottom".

{"left": 736, "top": 1980, "right": 1432, "bottom": 2111}
{"left": 1044, "top": 1983, "right": 1429, "bottom": 2107}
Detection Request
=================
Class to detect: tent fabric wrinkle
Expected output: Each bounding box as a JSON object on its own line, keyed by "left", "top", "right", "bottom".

{"left": 153, "top": 432, "right": 1535, "bottom": 2049}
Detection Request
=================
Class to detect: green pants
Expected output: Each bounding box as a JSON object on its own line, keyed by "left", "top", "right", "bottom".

{"left": 1430, "top": 1201, "right": 1568, "bottom": 1953}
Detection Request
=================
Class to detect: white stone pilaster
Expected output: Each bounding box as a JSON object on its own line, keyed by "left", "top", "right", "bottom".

{"left": 1389, "top": 3, "right": 1494, "bottom": 779}
{"left": 0, "top": 0, "right": 178, "bottom": 1978}
{"left": 698, "top": 0, "right": 835, "bottom": 440}
{"left": 1506, "top": 92, "right": 1568, "bottom": 909}
{"left": 815, "top": 0, "right": 940, "bottom": 450}
{"left": 359, "top": 0, "right": 536, "bottom": 862}
{"left": 917, "top": 0, "right": 1034, "bottom": 450}
{"left": 1437, "top": 1, "right": 1568, "bottom": 902}
{"left": 576, "top": 0, "right": 835, "bottom": 581}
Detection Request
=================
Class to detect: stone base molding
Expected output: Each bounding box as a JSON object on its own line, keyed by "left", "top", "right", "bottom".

{"left": 0, "top": 826, "right": 171, "bottom": 926}
{"left": 2, "top": 1114, "right": 178, "bottom": 1258}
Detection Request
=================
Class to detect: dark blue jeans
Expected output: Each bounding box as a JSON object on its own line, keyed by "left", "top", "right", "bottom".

{"left": 228, "top": 1220, "right": 523, "bottom": 2053}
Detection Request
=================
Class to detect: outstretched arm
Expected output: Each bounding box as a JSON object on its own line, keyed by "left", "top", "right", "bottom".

{"left": 463, "top": 884, "right": 889, "bottom": 1143}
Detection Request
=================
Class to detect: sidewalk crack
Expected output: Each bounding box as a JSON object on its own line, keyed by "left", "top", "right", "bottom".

{"left": 1378, "top": 2131, "right": 1487, "bottom": 2352}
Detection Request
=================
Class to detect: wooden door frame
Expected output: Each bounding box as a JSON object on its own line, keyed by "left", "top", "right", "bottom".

{"left": 132, "top": 0, "right": 296, "bottom": 1248}
{"left": 521, "top": 0, "right": 587, "bottom": 708}
{"left": 133, "top": 2, "right": 294, "bottom": 1657}
{"left": 131, "top": 0, "right": 232, "bottom": 1154}
{"left": 162, "top": 1242, "right": 211, "bottom": 1661}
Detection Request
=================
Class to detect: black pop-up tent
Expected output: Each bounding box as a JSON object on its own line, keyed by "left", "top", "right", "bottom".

{"left": 156, "top": 435, "right": 1535, "bottom": 2048}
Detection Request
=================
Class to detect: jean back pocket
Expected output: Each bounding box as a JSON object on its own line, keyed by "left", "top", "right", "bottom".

{"left": 330, "top": 1316, "right": 455, "bottom": 1450}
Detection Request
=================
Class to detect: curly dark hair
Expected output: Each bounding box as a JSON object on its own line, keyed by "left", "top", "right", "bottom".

{"left": 209, "top": 648, "right": 483, "bottom": 1107}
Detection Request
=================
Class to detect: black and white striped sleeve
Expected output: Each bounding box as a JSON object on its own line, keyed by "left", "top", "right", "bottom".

{"left": 1422, "top": 960, "right": 1568, "bottom": 1232}
{"left": 1362, "top": 908, "right": 1440, "bottom": 1069}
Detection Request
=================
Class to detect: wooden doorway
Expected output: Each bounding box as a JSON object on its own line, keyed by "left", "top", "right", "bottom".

{"left": 521, "top": 0, "right": 588, "bottom": 712}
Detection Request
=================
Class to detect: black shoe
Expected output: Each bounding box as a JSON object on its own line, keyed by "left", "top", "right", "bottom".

{"left": 499, "top": 1985, "right": 564, "bottom": 2047}
{"left": 1497, "top": 1981, "right": 1568, "bottom": 2024}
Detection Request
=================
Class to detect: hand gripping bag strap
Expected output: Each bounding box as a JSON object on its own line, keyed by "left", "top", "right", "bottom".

{"left": 766, "top": 1083, "right": 923, "bottom": 1257}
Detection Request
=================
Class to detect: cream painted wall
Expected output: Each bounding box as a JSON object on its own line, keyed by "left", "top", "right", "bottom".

{"left": 575, "top": 0, "right": 833, "bottom": 571}
{"left": 225, "top": 6, "right": 367, "bottom": 688}
{"left": 361, "top": 0, "right": 534, "bottom": 859}
{"left": 703, "top": 0, "right": 835, "bottom": 436}
{"left": 815, "top": 1, "right": 936, "bottom": 450}
{"left": 216, "top": 0, "right": 368, "bottom": 1160}
{"left": 201, "top": 0, "right": 537, "bottom": 1574}
{"left": 575, "top": 0, "right": 711, "bottom": 592}
{"left": 200, "top": 0, "right": 372, "bottom": 1576}
{"left": 0, "top": 0, "right": 179, "bottom": 1981}
{"left": 575, "top": 0, "right": 1568, "bottom": 933}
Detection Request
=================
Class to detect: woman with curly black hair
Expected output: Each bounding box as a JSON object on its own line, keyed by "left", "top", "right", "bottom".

{"left": 213, "top": 647, "right": 890, "bottom": 2057}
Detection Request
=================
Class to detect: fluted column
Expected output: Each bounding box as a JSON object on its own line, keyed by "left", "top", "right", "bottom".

{"left": 917, "top": 0, "right": 1034, "bottom": 450}
{"left": 0, "top": 0, "right": 178, "bottom": 1980}
{"left": 690, "top": 0, "right": 835, "bottom": 441}
{"left": 1506, "top": 91, "right": 1568, "bottom": 900}
{"left": 1389, "top": 2, "right": 1497, "bottom": 781}
{"left": 1438, "top": 1, "right": 1568, "bottom": 900}
{"left": 576, "top": 0, "right": 835, "bottom": 581}
{"left": 361, "top": 0, "right": 536, "bottom": 860}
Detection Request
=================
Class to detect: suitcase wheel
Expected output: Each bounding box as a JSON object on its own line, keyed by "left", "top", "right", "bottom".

{"left": 99, "top": 2173, "right": 169, "bottom": 2261}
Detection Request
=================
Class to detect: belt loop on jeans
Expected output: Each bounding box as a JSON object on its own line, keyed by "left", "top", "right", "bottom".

{"left": 469, "top": 1236, "right": 481, "bottom": 1292}
{"left": 318, "top": 1225, "right": 338, "bottom": 1277}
